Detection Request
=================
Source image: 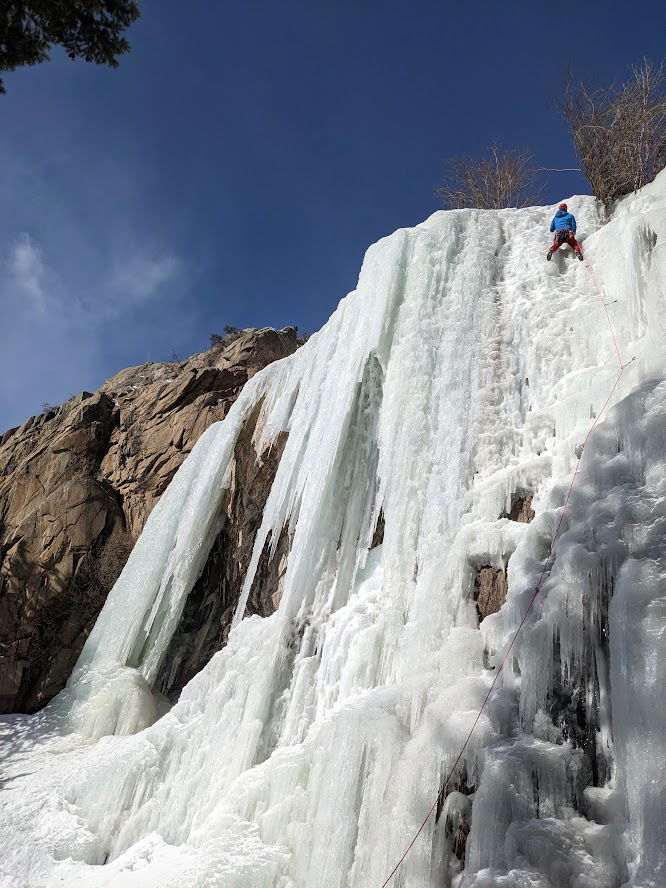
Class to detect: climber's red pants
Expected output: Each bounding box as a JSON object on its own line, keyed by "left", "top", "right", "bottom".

{"left": 550, "top": 230, "right": 582, "bottom": 255}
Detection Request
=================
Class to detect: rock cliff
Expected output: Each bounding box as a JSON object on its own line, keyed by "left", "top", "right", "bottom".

{"left": 0, "top": 327, "right": 299, "bottom": 713}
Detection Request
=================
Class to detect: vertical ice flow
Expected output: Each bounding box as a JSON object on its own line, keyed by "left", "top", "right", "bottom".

{"left": 0, "top": 173, "right": 664, "bottom": 888}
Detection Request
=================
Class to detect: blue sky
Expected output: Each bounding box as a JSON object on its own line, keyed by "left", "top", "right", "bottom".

{"left": 1, "top": 0, "right": 664, "bottom": 431}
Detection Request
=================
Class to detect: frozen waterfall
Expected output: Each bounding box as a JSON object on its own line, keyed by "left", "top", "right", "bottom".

{"left": 0, "top": 173, "right": 664, "bottom": 888}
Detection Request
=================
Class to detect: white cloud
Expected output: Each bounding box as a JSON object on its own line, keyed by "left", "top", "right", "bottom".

{"left": 8, "top": 233, "right": 50, "bottom": 314}
{"left": 111, "top": 252, "right": 180, "bottom": 302}
{"left": 0, "top": 140, "right": 194, "bottom": 433}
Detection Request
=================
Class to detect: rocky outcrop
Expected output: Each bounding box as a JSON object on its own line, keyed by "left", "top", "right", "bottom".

{"left": 504, "top": 493, "right": 535, "bottom": 524}
{"left": 0, "top": 328, "right": 299, "bottom": 713}
{"left": 474, "top": 566, "right": 507, "bottom": 622}
{"left": 469, "top": 494, "right": 536, "bottom": 624}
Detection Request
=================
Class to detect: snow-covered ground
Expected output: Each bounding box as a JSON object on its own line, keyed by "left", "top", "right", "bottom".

{"left": 0, "top": 173, "right": 664, "bottom": 888}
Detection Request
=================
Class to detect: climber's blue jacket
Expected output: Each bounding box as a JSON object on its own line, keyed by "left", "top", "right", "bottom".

{"left": 550, "top": 209, "right": 577, "bottom": 233}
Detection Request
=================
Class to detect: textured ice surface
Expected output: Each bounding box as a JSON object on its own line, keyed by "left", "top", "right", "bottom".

{"left": 0, "top": 173, "right": 664, "bottom": 888}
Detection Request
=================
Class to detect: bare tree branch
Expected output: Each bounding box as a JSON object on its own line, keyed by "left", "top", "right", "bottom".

{"left": 435, "top": 144, "right": 543, "bottom": 210}
{"left": 561, "top": 58, "right": 666, "bottom": 212}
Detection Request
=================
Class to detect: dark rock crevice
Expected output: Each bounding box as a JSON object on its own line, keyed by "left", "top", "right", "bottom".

{"left": 156, "top": 402, "right": 290, "bottom": 700}
{"left": 544, "top": 568, "right": 614, "bottom": 789}
{"left": 370, "top": 510, "right": 385, "bottom": 549}
{"left": 437, "top": 766, "right": 475, "bottom": 870}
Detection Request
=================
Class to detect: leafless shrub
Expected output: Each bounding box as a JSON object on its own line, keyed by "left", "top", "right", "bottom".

{"left": 93, "top": 531, "right": 135, "bottom": 590}
{"left": 435, "top": 144, "right": 543, "bottom": 209}
{"left": 209, "top": 326, "right": 243, "bottom": 351}
{"left": 292, "top": 326, "right": 310, "bottom": 346}
{"left": 562, "top": 58, "right": 666, "bottom": 212}
{"left": 71, "top": 531, "right": 135, "bottom": 602}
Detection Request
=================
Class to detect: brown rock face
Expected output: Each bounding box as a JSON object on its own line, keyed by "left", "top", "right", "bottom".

{"left": 469, "top": 495, "right": 533, "bottom": 628}
{"left": 505, "top": 494, "right": 535, "bottom": 524}
{"left": 0, "top": 328, "right": 299, "bottom": 713}
{"left": 474, "top": 566, "right": 507, "bottom": 622}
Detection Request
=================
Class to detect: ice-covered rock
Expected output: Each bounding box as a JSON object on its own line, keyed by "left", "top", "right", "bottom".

{"left": 0, "top": 173, "right": 664, "bottom": 888}
{"left": 0, "top": 326, "right": 299, "bottom": 713}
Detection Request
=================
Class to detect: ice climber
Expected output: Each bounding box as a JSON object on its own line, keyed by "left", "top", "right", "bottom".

{"left": 547, "top": 203, "right": 584, "bottom": 261}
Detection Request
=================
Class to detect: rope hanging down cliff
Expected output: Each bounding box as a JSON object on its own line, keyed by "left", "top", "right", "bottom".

{"left": 379, "top": 251, "right": 630, "bottom": 888}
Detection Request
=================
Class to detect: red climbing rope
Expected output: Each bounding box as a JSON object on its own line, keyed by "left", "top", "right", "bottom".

{"left": 380, "top": 250, "right": 627, "bottom": 888}
{"left": 584, "top": 258, "right": 625, "bottom": 370}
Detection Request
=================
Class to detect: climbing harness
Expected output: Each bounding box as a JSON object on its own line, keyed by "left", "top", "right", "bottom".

{"left": 380, "top": 253, "right": 629, "bottom": 888}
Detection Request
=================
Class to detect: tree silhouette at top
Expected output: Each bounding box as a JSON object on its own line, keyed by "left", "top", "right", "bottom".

{"left": 0, "top": 1, "right": 140, "bottom": 94}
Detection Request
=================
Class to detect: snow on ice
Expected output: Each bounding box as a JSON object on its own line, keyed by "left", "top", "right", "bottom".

{"left": 0, "top": 173, "right": 664, "bottom": 888}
